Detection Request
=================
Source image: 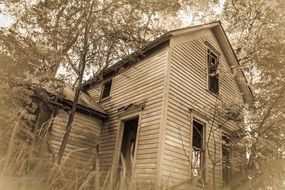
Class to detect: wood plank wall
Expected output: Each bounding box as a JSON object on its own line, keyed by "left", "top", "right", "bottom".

{"left": 161, "top": 30, "right": 243, "bottom": 189}
{"left": 50, "top": 109, "right": 102, "bottom": 169}
{"left": 87, "top": 48, "right": 168, "bottom": 184}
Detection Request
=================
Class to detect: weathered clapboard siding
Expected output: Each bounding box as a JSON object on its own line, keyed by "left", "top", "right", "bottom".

{"left": 50, "top": 109, "right": 102, "bottom": 169}
{"left": 161, "top": 30, "right": 243, "bottom": 189}
{"left": 87, "top": 48, "right": 168, "bottom": 182}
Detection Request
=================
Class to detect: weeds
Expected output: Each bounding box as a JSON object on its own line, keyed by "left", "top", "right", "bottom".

{"left": 0, "top": 113, "right": 155, "bottom": 190}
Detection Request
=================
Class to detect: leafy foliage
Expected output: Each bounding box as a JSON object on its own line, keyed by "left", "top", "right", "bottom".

{"left": 220, "top": 1, "right": 285, "bottom": 189}
{"left": 1, "top": 0, "right": 189, "bottom": 84}
{"left": 1, "top": 0, "right": 284, "bottom": 189}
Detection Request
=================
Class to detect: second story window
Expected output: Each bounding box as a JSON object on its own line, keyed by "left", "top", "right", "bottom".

{"left": 101, "top": 79, "right": 112, "bottom": 99}
{"left": 207, "top": 49, "right": 219, "bottom": 94}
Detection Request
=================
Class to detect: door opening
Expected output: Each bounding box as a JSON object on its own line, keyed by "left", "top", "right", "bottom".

{"left": 119, "top": 116, "right": 139, "bottom": 175}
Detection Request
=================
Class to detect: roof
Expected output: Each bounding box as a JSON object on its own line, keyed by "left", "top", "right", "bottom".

{"left": 41, "top": 85, "right": 107, "bottom": 118}
{"left": 61, "top": 86, "right": 107, "bottom": 115}
{"left": 83, "top": 21, "right": 253, "bottom": 103}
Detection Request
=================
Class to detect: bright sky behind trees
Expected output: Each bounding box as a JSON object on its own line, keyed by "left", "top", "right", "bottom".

{"left": 0, "top": 4, "right": 14, "bottom": 27}
{"left": 0, "top": 0, "right": 226, "bottom": 28}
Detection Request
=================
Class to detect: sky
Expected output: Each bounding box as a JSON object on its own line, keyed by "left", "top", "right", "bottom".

{"left": 0, "top": 14, "right": 13, "bottom": 27}
{"left": 177, "top": 0, "right": 225, "bottom": 27}
{"left": 0, "top": 3, "right": 14, "bottom": 28}
{"left": 0, "top": 0, "right": 225, "bottom": 28}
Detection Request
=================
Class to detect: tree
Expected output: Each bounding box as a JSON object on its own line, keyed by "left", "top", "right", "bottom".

{"left": 221, "top": 1, "right": 285, "bottom": 189}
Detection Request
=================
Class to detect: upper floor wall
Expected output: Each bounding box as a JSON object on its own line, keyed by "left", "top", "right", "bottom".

{"left": 170, "top": 29, "right": 243, "bottom": 109}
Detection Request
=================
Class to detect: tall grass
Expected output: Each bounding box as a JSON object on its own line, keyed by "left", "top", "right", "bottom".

{"left": 0, "top": 113, "right": 155, "bottom": 190}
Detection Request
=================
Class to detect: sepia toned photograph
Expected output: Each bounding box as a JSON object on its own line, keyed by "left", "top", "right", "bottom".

{"left": 0, "top": 0, "right": 284, "bottom": 189}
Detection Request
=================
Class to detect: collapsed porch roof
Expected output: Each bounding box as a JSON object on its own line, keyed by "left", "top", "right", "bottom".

{"left": 38, "top": 86, "right": 107, "bottom": 119}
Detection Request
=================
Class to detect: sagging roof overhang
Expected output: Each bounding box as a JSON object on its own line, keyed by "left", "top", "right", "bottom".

{"left": 83, "top": 21, "right": 254, "bottom": 103}
{"left": 59, "top": 86, "right": 107, "bottom": 118}
{"left": 37, "top": 86, "right": 108, "bottom": 119}
{"left": 57, "top": 98, "right": 108, "bottom": 119}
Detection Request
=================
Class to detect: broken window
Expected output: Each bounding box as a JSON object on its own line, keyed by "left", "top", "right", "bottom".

{"left": 101, "top": 79, "right": 112, "bottom": 99}
{"left": 207, "top": 49, "right": 219, "bottom": 94}
{"left": 222, "top": 134, "right": 231, "bottom": 186}
{"left": 192, "top": 120, "right": 205, "bottom": 178}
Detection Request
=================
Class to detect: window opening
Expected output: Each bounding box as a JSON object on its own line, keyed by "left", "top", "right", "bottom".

{"left": 192, "top": 120, "right": 204, "bottom": 178}
{"left": 222, "top": 134, "right": 231, "bottom": 186}
{"left": 208, "top": 49, "right": 219, "bottom": 94}
{"left": 101, "top": 79, "right": 112, "bottom": 99}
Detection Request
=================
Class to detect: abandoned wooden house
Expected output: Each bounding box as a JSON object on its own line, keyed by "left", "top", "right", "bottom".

{"left": 41, "top": 21, "right": 253, "bottom": 189}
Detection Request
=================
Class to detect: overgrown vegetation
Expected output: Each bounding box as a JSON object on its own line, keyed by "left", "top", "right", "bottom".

{"left": 0, "top": 93, "right": 152, "bottom": 189}
{"left": 1, "top": 0, "right": 285, "bottom": 189}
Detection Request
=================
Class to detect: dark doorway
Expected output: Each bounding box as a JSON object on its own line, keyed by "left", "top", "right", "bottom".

{"left": 119, "top": 116, "right": 139, "bottom": 175}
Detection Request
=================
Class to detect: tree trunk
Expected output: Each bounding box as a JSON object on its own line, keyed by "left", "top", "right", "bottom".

{"left": 57, "top": 4, "right": 92, "bottom": 163}
{"left": 57, "top": 80, "right": 84, "bottom": 164}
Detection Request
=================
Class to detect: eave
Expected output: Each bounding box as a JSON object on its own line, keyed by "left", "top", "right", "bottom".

{"left": 83, "top": 33, "right": 172, "bottom": 89}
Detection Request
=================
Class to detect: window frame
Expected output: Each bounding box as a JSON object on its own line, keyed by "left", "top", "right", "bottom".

{"left": 207, "top": 49, "right": 219, "bottom": 95}
{"left": 222, "top": 132, "right": 231, "bottom": 186}
{"left": 205, "top": 42, "right": 221, "bottom": 96}
{"left": 100, "top": 78, "right": 113, "bottom": 100}
{"left": 191, "top": 117, "right": 207, "bottom": 181}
